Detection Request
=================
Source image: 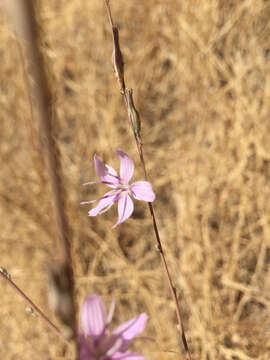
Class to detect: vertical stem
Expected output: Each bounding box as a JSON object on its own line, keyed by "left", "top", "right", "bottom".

{"left": 104, "top": 1, "right": 192, "bottom": 359}
{"left": 127, "top": 98, "right": 192, "bottom": 360}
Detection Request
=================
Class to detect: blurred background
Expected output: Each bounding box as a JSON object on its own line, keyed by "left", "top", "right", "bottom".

{"left": 1, "top": 0, "right": 270, "bottom": 359}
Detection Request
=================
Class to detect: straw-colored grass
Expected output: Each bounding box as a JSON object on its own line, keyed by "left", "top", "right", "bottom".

{"left": 1, "top": 1, "right": 270, "bottom": 359}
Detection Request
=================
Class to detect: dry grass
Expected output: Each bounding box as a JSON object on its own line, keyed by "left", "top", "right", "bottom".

{"left": 1, "top": 0, "right": 270, "bottom": 359}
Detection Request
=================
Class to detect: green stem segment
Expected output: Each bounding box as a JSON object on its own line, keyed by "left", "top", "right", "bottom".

{"left": 126, "top": 88, "right": 142, "bottom": 145}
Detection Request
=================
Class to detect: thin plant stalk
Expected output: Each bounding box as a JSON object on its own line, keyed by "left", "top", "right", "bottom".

{"left": 104, "top": 1, "right": 192, "bottom": 359}
{"left": 0, "top": 269, "right": 69, "bottom": 345}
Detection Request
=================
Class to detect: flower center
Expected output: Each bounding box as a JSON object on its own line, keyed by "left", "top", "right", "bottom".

{"left": 84, "top": 332, "right": 123, "bottom": 360}
{"left": 116, "top": 183, "right": 130, "bottom": 194}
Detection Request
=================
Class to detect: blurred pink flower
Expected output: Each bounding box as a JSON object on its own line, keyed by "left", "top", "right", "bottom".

{"left": 81, "top": 149, "right": 155, "bottom": 228}
{"left": 79, "top": 294, "right": 147, "bottom": 360}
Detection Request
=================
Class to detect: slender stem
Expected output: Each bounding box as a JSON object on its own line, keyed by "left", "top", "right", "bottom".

{"left": 104, "top": 2, "right": 192, "bottom": 359}
{"left": 0, "top": 271, "right": 69, "bottom": 344}
{"left": 124, "top": 93, "right": 192, "bottom": 360}
{"left": 104, "top": 0, "right": 114, "bottom": 28}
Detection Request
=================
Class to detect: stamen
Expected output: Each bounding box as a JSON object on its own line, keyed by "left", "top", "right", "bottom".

{"left": 105, "top": 337, "right": 123, "bottom": 357}
{"left": 83, "top": 181, "right": 98, "bottom": 186}
{"left": 107, "top": 297, "right": 116, "bottom": 325}
{"left": 80, "top": 200, "right": 97, "bottom": 205}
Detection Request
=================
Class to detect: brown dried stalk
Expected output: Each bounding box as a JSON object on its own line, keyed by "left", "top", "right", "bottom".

{"left": 2, "top": 0, "right": 77, "bottom": 353}
{"left": 104, "top": 1, "right": 192, "bottom": 359}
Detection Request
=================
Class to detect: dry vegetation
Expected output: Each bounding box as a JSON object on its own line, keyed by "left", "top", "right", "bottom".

{"left": 1, "top": 0, "right": 270, "bottom": 359}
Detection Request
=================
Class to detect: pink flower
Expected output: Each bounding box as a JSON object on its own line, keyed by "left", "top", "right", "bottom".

{"left": 81, "top": 149, "right": 155, "bottom": 228}
{"left": 79, "top": 294, "right": 148, "bottom": 360}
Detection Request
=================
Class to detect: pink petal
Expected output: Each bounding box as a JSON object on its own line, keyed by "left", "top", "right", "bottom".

{"left": 94, "top": 155, "right": 120, "bottom": 187}
{"left": 105, "top": 164, "right": 118, "bottom": 177}
{"left": 111, "top": 352, "right": 146, "bottom": 360}
{"left": 88, "top": 190, "right": 117, "bottom": 216}
{"left": 112, "top": 313, "right": 148, "bottom": 350}
{"left": 130, "top": 181, "right": 155, "bottom": 202}
{"left": 112, "top": 194, "right": 134, "bottom": 228}
{"left": 78, "top": 332, "right": 94, "bottom": 360}
{"left": 81, "top": 295, "right": 107, "bottom": 338}
{"left": 115, "top": 149, "right": 134, "bottom": 184}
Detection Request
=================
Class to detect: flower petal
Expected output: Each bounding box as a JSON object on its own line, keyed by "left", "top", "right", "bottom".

{"left": 81, "top": 295, "right": 107, "bottom": 338}
{"left": 111, "top": 352, "right": 146, "bottom": 360}
{"left": 112, "top": 313, "right": 148, "bottom": 351}
{"left": 112, "top": 194, "right": 134, "bottom": 228}
{"left": 105, "top": 164, "right": 118, "bottom": 177}
{"left": 78, "top": 332, "right": 95, "bottom": 360}
{"left": 115, "top": 149, "right": 134, "bottom": 184}
{"left": 94, "top": 155, "right": 120, "bottom": 187}
{"left": 130, "top": 181, "right": 155, "bottom": 202}
{"left": 88, "top": 190, "right": 117, "bottom": 216}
